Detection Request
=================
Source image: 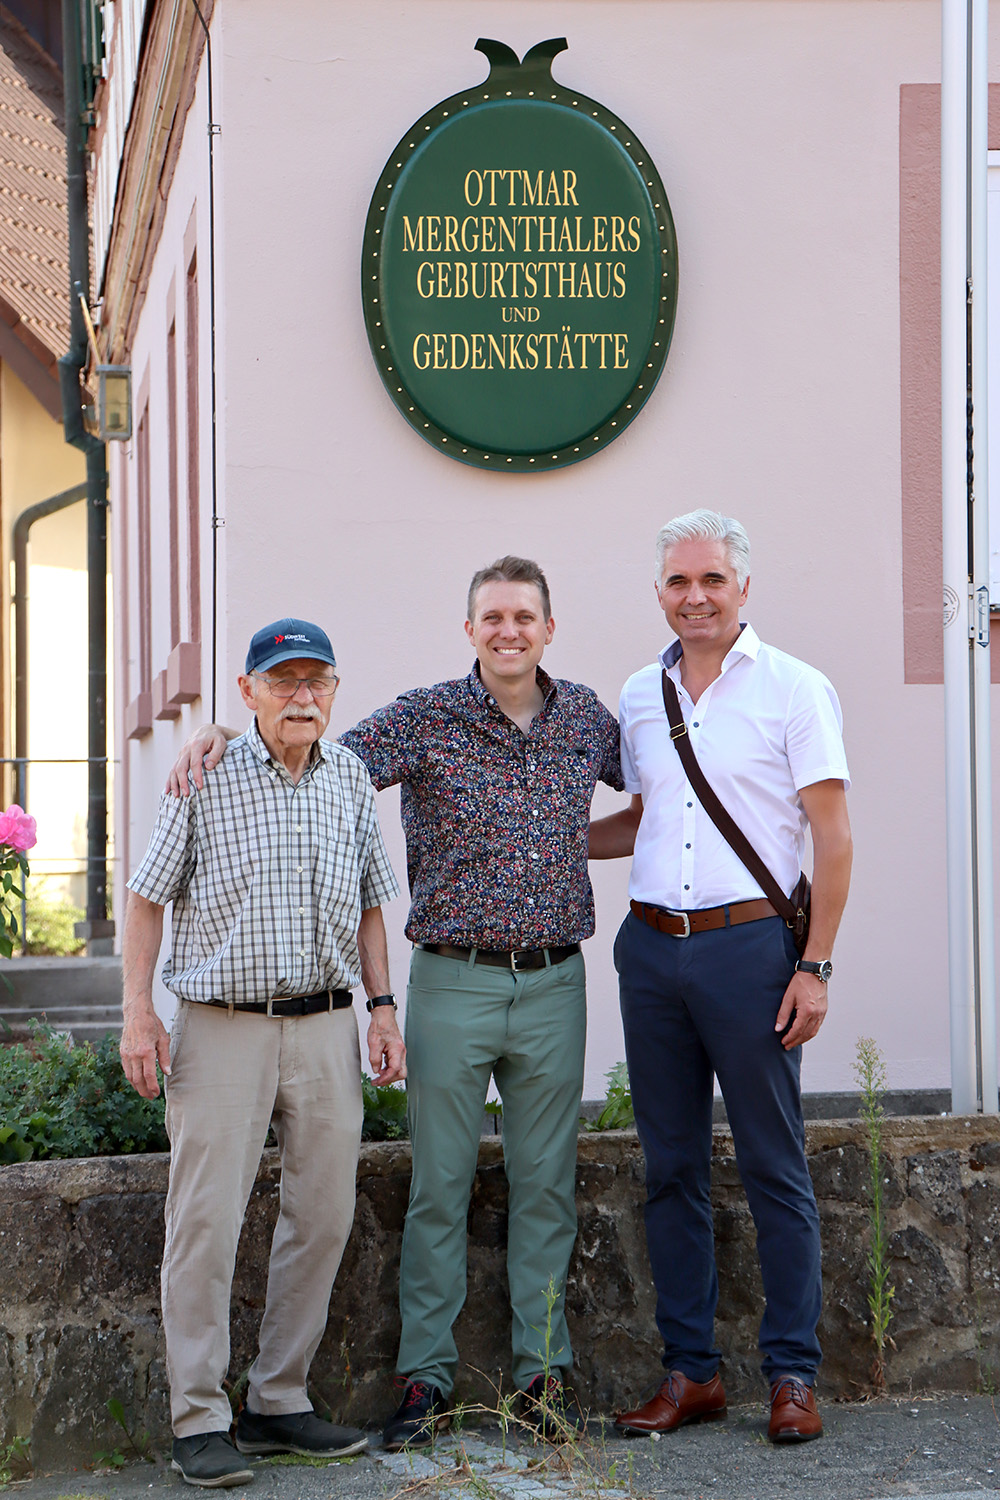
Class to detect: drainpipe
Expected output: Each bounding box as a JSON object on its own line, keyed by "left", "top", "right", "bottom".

{"left": 12, "top": 482, "right": 89, "bottom": 775}
{"left": 941, "top": 0, "right": 998, "bottom": 1113}
{"left": 59, "top": 0, "right": 113, "bottom": 953}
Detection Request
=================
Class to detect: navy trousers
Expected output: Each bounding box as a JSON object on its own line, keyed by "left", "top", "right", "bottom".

{"left": 615, "top": 911, "right": 822, "bottom": 1386}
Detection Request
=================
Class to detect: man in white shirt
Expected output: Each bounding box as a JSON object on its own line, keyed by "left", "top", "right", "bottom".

{"left": 590, "top": 510, "right": 852, "bottom": 1444}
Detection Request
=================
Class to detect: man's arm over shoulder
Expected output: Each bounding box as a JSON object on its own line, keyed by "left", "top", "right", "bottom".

{"left": 166, "top": 725, "right": 239, "bottom": 795}
{"left": 338, "top": 689, "right": 431, "bottom": 790}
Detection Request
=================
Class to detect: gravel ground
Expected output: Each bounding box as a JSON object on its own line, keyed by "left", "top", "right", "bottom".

{"left": 7, "top": 1393, "right": 1000, "bottom": 1500}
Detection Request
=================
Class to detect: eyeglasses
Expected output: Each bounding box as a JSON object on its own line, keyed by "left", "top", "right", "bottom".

{"left": 252, "top": 672, "right": 339, "bottom": 699}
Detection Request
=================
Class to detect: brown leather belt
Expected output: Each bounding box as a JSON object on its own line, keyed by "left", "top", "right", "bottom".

{"left": 420, "top": 942, "right": 581, "bottom": 972}
{"left": 629, "top": 897, "right": 779, "bottom": 938}
{"left": 201, "top": 989, "right": 352, "bottom": 1016}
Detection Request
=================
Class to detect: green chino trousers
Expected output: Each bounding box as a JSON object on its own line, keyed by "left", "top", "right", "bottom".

{"left": 396, "top": 945, "right": 587, "bottom": 1395}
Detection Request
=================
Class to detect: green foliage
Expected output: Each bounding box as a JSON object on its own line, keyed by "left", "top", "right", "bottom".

{"left": 0, "top": 1029, "right": 407, "bottom": 1163}
{"left": 0, "top": 855, "right": 27, "bottom": 960}
{"left": 587, "top": 1061, "right": 634, "bottom": 1130}
{"left": 22, "top": 887, "right": 86, "bottom": 956}
{"left": 360, "top": 1073, "right": 409, "bottom": 1140}
{"left": 0, "top": 1023, "right": 168, "bottom": 1163}
{"left": 0, "top": 1435, "right": 31, "bottom": 1487}
{"left": 854, "top": 1036, "right": 896, "bottom": 1395}
{"left": 106, "top": 1397, "right": 154, "bottom": 1462}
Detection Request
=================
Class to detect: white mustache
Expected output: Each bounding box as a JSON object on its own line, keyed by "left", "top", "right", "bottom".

{"left": 278, "top": 702, "right": 324, "bottom": 722}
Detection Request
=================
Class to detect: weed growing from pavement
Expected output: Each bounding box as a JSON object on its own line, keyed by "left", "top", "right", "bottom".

{"left": 854, "top": 1036, "right": 896, "bottom": 1396}
{"left": 973, "top": 1292, "right": 1000, "bottom": 1396}
{"left": 0, "top": 1435, "right": 30, "bottom": 1487}
{"left": 105, "top": 1397, "right": 155, "bottom": 1463}
{"left": 380, "top": 1283, "right": 647, "bottom": 1500}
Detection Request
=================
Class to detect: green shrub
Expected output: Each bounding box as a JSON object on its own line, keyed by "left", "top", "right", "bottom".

{"left": 0, "top": 1024, "right": 408, "bottom": 1162}
{"left": 21, "top": 887, "right": 86, "bottom": 956}
{"left": 0, "top": 1023, "right": 167, "bottom": 1163}
{"left": 586, "top": 1060, "right": 634, "bottom": 1130}
{"left": 361, "top": 1074, "right": 408, "bottom": 1140}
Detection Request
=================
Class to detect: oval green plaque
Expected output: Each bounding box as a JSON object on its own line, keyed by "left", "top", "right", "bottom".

{"left": 362, "top": 39, "right": 678, "bottom": 472}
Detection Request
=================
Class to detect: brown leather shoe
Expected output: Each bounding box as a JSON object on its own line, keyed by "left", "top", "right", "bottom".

{"left": 614, "top": 1370, "right": 727, "bottom": 1434}
{"left": 768, "top": 1376, "right": 822, "bottom": 1443}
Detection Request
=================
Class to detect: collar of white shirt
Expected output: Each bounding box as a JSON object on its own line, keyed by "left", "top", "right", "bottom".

{"left": 660, "top": 620, "right": 758, "bottom": 685}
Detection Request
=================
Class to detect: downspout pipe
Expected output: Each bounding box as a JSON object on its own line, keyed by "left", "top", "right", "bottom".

{"left": 59, "top": 0, "right": 113, "bottom": 951}
{"left": 12, "top": 482, "right": 89, "bottom": 771}
{"left": 941, "top": 0, "right": 998, "bottom": 1113}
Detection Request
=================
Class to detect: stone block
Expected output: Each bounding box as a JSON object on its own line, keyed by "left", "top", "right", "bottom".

{"left": 905, "top": 1150, "right": 964, "bottom": 1226}
{"left": 890, "top": 1224, "right": 965, "bottom": 1332}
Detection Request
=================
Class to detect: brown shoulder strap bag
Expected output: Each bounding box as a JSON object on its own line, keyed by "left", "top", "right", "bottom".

{"left": 661, "top": 669, "right": 810, "bottom": 953}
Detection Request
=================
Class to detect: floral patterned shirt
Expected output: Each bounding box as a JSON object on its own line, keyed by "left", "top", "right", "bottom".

{"left": 340, "top": 664, "right": 623, "bottom": 949}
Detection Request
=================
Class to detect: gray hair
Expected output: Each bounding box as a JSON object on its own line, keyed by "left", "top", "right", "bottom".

{"left": 654, "top": 509, "right": 751, "bottom": 588}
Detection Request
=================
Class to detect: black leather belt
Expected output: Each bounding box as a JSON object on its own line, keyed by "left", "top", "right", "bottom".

{"left": 420, "top": 942, "right": 580, "bottom": 972}
{"left": 201, "top": 989, "right": 352, "bottom": 1016}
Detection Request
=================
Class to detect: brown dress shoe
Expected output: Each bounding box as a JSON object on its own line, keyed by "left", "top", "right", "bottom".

{"left": 768, "top": 1376, "right": 823, "bottom": 1443}
{"left": 615, "top": 1370, "right": 727, "bottom": 1434}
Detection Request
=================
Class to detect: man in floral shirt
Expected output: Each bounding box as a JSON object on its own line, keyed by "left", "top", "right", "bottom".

{"left": 171, "top": 558, "right": 623, "bottom": 1446}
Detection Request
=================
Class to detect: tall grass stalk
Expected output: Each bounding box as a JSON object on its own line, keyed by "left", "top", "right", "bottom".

{"left": 853, "top": 1036, "right": 896, "bottom": 1395}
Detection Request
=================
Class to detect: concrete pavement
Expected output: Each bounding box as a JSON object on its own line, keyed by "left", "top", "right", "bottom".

{"left": 7, "top": 1392, "right": 1000, "bottom": 1500}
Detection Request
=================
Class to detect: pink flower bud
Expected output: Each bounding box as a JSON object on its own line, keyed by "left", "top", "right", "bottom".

{"left": 0, "top": 804, "right": 37, "bottom": 853}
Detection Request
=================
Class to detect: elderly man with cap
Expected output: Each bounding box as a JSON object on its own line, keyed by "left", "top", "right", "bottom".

{"left": 120, "top": 618, "right": 404, "bottom": 1488}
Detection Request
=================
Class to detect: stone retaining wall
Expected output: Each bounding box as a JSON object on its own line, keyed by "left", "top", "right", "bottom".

{"left": 1, "top": 1117, "right": 998, "bottom": 1465}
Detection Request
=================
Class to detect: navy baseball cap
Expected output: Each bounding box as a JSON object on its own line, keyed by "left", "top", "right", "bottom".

{"left": 245, "top": 618, "right": 337, "bottom": 675}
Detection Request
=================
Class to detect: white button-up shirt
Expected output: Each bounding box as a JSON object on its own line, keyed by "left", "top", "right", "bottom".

{"left": 619, "top": 624, "right": 849, "bottom": 910}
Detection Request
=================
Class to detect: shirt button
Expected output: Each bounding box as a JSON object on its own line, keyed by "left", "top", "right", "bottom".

{"left": 685, "top": 843, "right": 691, "bottom": 849}
{"left": 684, "top": 884, "right": 690, "bottom": 891}
{"left": 298, "top": 907, "right": 306, "bottom": 914}
{"left": 693, "top": 722, "right": 699, "bottom": 728}
{"left": 299, "top": 949, "right": 306, "bottom": 957}
{"left": 530, "top": 852, "right": 539, "bottom": 860}
{"left": 294, "top": 825, "right": 303, "bottom": 832}
{"left": 296, "top": 866, "right": 304, "bottom": 873}
{"left": 687, "top": 801, "right": 693, "bottom": 808}
{"left": 532, "top": 809, "right": 538, "bottom": 817}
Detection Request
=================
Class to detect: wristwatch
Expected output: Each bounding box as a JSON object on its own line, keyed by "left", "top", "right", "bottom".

{"left": 795, "top": 959, "right": 833, "bottom": 982}
{"left": 365, "top": 993, "right": 397, "bottom": 1012}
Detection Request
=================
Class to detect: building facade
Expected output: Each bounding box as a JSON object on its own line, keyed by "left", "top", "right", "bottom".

{"left": 90, "top": 0, "right": 1000, "bottom": 1099}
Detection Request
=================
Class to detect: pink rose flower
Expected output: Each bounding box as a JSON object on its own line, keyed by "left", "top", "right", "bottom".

{"left": 0, "top": 804, "right": 37, "bottom": 853}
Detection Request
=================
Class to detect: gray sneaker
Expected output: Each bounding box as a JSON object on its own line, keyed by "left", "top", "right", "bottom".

{"left": 235, "top": 1408, "right": 368, "bottom": 1457}
{"left": 171, "top": 1433, "right": 254, "bottom": 1488}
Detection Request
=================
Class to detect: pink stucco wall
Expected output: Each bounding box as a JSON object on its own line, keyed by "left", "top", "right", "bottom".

{"left": 110, "top": 0, "right": 1000, "bottom": 1099}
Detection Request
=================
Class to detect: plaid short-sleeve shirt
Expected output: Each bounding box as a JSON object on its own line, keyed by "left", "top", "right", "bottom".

{"left": 127, "top": 720, "right": 399, "bottom": 1004}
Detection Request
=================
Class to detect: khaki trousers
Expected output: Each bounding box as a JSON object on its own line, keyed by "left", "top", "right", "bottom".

{"left": 162, "top": 1001, "right": 362, "bottom": 1436}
